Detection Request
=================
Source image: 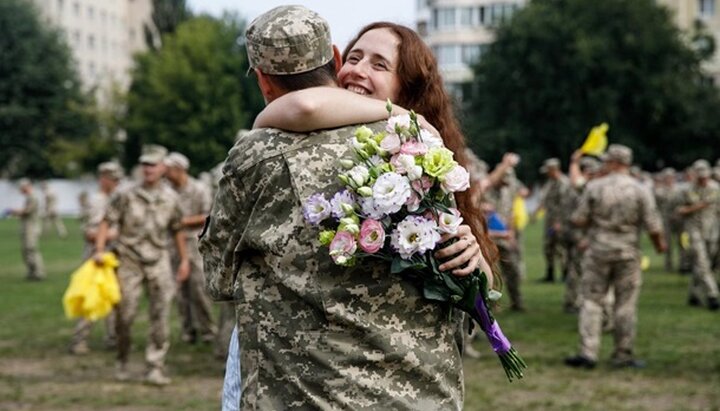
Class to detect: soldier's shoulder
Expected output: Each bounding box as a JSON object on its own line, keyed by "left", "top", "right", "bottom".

{"left": 224, "top": 128, "right": 304, "bottom": 174}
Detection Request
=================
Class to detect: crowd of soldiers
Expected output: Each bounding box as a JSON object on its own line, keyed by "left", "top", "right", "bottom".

{"left": 7, "top": 140, "right": 720, "bottom": 382}
{"left": 7, "top": 145, "right": 231, "bottom": 386}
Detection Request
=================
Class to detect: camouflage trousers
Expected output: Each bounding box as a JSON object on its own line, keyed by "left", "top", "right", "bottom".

{"left": 543, "top": 225, "right": 567, "bottom": 278}
{"left": 43, "top": 213, "right": 67, "bottom": 237}
{"left": 115, "top": 252, "right": 175, "bottom": 370}
{"left": 21, "top": 226, "right": 44, "bottom": 280}
{"left": 578, "top": 251, "right": 641, "bottom": 362}
{"left": 498, "top": 242, "right": 523, "bottom": 310}
{"left": 71, "top": 312, "right": 117, "bottom": 349}
{"left": 172, "top": 241, "right": 216, "bottom": 343}
{"left": 688, "top": 232, "right": 719, "bottom": 300}
{"left": 564, "top": 245, "right": 583, "bottom": 310}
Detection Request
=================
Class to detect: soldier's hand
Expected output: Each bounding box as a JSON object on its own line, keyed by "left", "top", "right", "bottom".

{"left": 92, "top": 251, "right": 104, "bottom": 265}
{"left": 176, "top": 259, "right": 190, "bottom": 283}
{"left": 435, "top": 225, "right": 481, "bottom": 277}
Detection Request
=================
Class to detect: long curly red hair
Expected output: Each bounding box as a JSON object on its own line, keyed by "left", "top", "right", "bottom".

{"left": 343, "top": 22, "right": 499, "bottom": 272}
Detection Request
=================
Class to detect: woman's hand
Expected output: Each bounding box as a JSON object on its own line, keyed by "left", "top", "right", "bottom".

{"left": 434, "top": 224, "right": 482, "bottom": 277}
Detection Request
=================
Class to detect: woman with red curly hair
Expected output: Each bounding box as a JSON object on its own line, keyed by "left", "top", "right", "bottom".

{"left": 255, "top": 22, "right": 499, "bottom": 281}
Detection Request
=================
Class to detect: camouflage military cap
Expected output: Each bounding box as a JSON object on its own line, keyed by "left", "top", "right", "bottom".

{"left": 601, "top": 144, "right": 632, "bottom": 165}
{"left": 17, "top": 178, "right": 31, "bottom": 187}
{"left": 693, "top": 159, "right": 712, "bottom": 178}
{"left": 245, "top": 5, "right": 333, "bottom": 75}
{"left": 164, "top": 152, "right": 190, "bottom": 170}
{"left": 139, "top": 144, "right": 168, "bottom": 165}
{"left": 539, "top": 157, "right": 560, "bottom": 173}
{"left": 97, "top": 161, "right": 124, "bottom": 180}
{"left": 580, "top": 156, "right": 602, "bottom": 174}
{"left": 659, "top": 167, "right": 676, "bottom": 178}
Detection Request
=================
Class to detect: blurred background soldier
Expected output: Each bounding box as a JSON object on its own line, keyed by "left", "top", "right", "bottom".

{"left": 41, "top": 181, "right": 67, "bottom": 238}
{"left": 676, "top": 167, "right": 696, "bottom": 274}
{"left": 676, "top": 160, "right": 720, "bottom": 311}
{"left": 536, "top": 158, "right": 570, "bottom": 283}
{"left": 69, "top": 162, "right": 124, "bottom": 355}
{"left": 563, "top": 151, "right": 602, "bottom": 313}
{"left": 94, "top": 145, "right": 190, "bottom": 386}
{"left": 8, "top": 179, "right": 45, "bottom": 281}
{"left": 654, "top": 168, "right": 681, "bottom": 272}
{"left": 565, "top": 144, "right": 665, "bottom": 369}
{"left": 486, "top": 168, "right": 525, "bottom": 311}
{"left": 164, "top": 152, "right": 217, "bottom": 344}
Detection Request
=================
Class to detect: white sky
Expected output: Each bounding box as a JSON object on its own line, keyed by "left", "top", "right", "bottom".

{"left": 186, "top": 0, "right": 417, "bottom": 49}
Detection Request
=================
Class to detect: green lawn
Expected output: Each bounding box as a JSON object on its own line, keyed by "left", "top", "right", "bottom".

{"left": 0, "top": 218, "right": 718, "bottom": 410}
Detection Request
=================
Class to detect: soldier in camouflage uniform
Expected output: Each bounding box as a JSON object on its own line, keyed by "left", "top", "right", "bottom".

{"left": 676, "top": 160, "right": 720, "bottom": 311}
{"left": 563, "top": 151, "right": 602, "bottom": 313}
{"left": 69, "top": 162, "right": 123, "bottom": 355}
{"left": 201, "top": 6, "right": 472, "bottom": 409}
{"left": 486, "top": 168, "right": 525, "bottom": 311}
{"left": 94, "top": 145, "right": 190, "bottom": 385}
{"left": 164, "top": 152, "right": 217, "bottom": 343}
{"left": 565, "top": 145, "right": 665, "bottom": 369}
{"left": 40, "top": 181, "right": 67, "bottom": 238}
{"left": 537, "top": 158, "right": 571, "bottom": 282}
{"left": 654, "top": 168, "right": 681, "bottom": 272}
{"left": 9, "top": 179, "right": 45, "bottom": 280}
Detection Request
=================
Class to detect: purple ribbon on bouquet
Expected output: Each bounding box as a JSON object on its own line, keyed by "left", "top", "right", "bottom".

{"left": 475, "top": 295, "right": 512, "bottom": 355}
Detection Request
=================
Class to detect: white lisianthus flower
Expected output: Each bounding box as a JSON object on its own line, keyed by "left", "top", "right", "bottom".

{"left": 350, "top": 137, "right": 365, "bottom": 151}
{"left": 359, "top": 196, "right": 386, "bottom": 219}
{"left": 372, "top": 172, "right": 412, "bottom": 215}
{"left": 330, "top": 190, "right": 356, "bottom": 220}
{"left": 438, "top": 208, "right": 464, "bottom": 234}
{"left": 390, "top": 215, "right": 441, "bottom": 259}
{"left": 391, "top": 154, "right": 422, "bottom": 180}
{"left": 441, "top": 165, "right": 470, "bottom": 193}
{"left": 386, "top": 114, "right": 412, "bottom": 134}
{"left": 419, "top": 129, "right": 444, "bottom": 149}
{"left": 348, "top": 165, "right": 370, "bottom": 187}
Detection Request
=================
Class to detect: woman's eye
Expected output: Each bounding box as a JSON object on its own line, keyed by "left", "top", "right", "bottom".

{"left": 347, "top": 56, "right": 360, "bottom": 63}
{"left": 374, "top": 62, "right": 388, "bottom": 70}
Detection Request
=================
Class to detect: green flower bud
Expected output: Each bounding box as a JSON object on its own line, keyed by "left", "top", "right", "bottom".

{"left": 338, "top": 159, "right": 355, "bottom": 170}
{"left": 318, "top": 230, "right": 336, "bottom": 246}
{"left": 357, "top": 186, "right": 373, "bottom": 197}
{"left": 354, "top": 126, "right": 374, "bottom": 142}
{"left": 340, "top": 203, "right": 355, "bottom": 216}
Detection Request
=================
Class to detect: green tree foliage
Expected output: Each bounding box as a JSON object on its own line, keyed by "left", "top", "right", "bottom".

{"left": 125, "top": 15, "right": 263, "bottom": 174}
{"left": 464, "top": 0, "right": 720, "bottom": 180}
{"left": 0, "top": 0, "right": 94, "bottom": 178}
{"left": 144, "top": 0, "right": 192, "bottom": 50}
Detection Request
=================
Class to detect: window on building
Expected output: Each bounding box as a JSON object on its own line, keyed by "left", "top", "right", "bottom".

{"left": 460, "top": 7, "right": 473, "bottom": 26}
{"left": 435, "top": 7, "right": 456, "bottom": 29}
{"left": 73, "top": 1, "right": 79, "bottom": 16}
{"left": 73, "top": 30, "right": 80, "bottom": 45}
{"left": 479, "top": 6, "right": 486, "bottom": 24}
{"left": 699, "top": 0, "right": 715, "bottom": 17}
{"left": 88, "top": 6, "right": 94, "bottom": 19}
{"left": 57, "top": 0, "right": 64, "bottom": 11}
{"left": 437, "top": 44, "right": 461, "bottom": 66}
{"left": 88, "top": 34, "right": 95, "bottom": 50}
{"left": 129, "top": 28, "right": 136, "bottom": 42}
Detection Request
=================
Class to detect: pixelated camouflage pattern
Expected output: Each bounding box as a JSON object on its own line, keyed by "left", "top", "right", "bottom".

{"left": 201, "top": 124, "right": 465, "bottom": 410}
{"left": 539, "top": 175, "right": 571, "bottom": 229}
{"left": 245, "top": 5, "right": 333, "bottom": 75}
{"left": 571, "top": 172, "right": 662, "bottom": 260}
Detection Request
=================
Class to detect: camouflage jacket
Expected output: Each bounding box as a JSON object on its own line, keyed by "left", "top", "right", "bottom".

{"left": 20, "top": 193, "right": 40, "bottom": 230}
{"left": 172, "top": 177, "right": 212, "bottom": 241}
{"left": 678, "top": 180, "right": 720, "bottom": 241}
{"left": 200, "top": 125, "right": 464, "bottom": 410}
{"left": 571, "top": 172, "right": 662, "bottom": 260}
{"left": 104, "top": 183, "right": 183, "bottom": 264}
{"left": 539, "top": 175, "right": 570, "bottom": 228}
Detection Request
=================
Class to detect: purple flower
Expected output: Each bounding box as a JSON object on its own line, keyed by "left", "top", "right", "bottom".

{"left": 330, "top": 190, "right": 356, "bottom": 220}
{"left": 303, "top": 193, "right": 331, "bottom": 225}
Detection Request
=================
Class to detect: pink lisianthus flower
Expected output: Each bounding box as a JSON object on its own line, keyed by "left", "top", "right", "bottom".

{"left": 329, "top": 231, "right": 357, "bottom": 266}
{"left": 380, "top": 134, "right": 402, "bottom": 155}
{"left": 400, "top": 141, "right": 428, "bottom": 156}
{"left": 358, "top": 219, "right": 385, "bottom": 254}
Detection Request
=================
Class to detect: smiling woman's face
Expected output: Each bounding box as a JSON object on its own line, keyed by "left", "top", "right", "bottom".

{"left": 338, "top": 28, "right": 401, "bottom": 102}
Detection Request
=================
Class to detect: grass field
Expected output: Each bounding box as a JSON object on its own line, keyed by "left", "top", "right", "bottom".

{"left": 0, "top": 218, "right": 719, "bottom": 410}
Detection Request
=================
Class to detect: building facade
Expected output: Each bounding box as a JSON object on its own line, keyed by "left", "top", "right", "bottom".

{"left": 28, "top": 0, "right": 155, "bottom": 102}
{"left": 418, "top": 0, "right": 527, "bottom": 99}
{"left": 658, "top": 0, "right": 720, "bottom": 81}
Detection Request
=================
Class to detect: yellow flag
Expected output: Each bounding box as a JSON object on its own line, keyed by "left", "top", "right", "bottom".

{"left": 62, "top": 252, "right": 121, "bottom": 321}
{"left": 580, "top": 123, "right": 609, "bottom": 156}
{"left": 512, "top": 195, "right": 529, "bottom": 231}
{"left": 680, "top": 232, "right": 690, "bottom": 250}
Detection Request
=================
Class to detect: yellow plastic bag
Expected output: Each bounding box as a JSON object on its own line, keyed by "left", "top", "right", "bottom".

{"left": 680, "top": 232, "right": 690, "bottom": 250}
{"left": 512, "top": 195, "right": 529, "bottom": 231}
{"left": 63, "top": 252, "right": 121, "bottom": 321}
{"left": 580, "top": 123, "right": 609, "bottom": 156}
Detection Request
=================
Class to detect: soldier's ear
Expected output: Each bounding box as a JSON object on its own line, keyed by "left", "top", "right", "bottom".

{"left": 332, "top": 45, "right": 342, "bottom": 74}
{"left": 255, "top": 70, "right": 278, "bottom": 103}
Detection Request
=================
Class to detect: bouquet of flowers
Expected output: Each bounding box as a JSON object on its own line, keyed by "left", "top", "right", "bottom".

{"left": 303, "top": 102, "right": 526, "bottom": 381}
